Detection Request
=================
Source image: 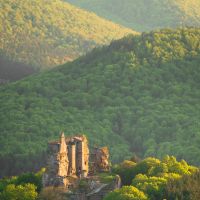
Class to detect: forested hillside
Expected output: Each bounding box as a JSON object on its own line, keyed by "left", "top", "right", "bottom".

{"left": 0, "top": 0, "right": 135, "bottom": 70}
{"left": 0, "top": 28, "right": 200, "bottom": 177}
{"left": 66, "top": 0, "right": 200, "bottom": 31}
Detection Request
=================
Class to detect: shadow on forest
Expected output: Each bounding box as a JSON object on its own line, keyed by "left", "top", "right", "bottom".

{"left": 0, "top": 151, "right": 47, "bottom": 178}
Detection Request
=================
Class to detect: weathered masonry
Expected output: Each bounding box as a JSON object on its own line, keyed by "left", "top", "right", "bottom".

{"left": 42, "top": 133, "right": 120, "bottom": 200}
{"left": 43, "top": 133, "right": 89, "bottom": 187}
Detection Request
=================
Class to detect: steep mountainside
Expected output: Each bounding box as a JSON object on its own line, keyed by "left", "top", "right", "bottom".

{"left": 66, "top": 0, "right": 200, "bottom": 31}
{"left": 0, "top": 28, "right": 200, "bottom": 176}
{"left": 0, "top": 0, "right": 135, "bottom": 71}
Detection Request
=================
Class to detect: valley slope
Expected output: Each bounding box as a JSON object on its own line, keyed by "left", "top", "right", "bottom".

{"left": 67, "top": 0, "right": 200, "bottom": 31}
{"left": 0, "top": 27, "right": 200, "bottom": 176}
{"left": 0, "top": 0, "right": 135, "bottom": 73}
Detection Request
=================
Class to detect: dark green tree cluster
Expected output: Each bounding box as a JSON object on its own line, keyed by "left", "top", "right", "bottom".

{"left": 105, "top": 156, "right": 199, "bottom": 200}
{"left": 0, "top": 28, "right": 200, "bottom": 177}
{"left": 0, "top": 169, "right": 44, "bottom": 200}
{"left": 67, "top": 0, "right": 200, "bottom": 32}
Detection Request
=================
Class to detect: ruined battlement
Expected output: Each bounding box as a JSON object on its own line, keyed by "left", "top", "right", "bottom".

{"left": 43, "top": 133, "right": 110, "bottom": 188}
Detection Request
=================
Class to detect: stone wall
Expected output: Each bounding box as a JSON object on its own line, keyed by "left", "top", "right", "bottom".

{"left": 90, "top": 147, "right": 110, "bottom": 174}
{"left": 43, "top": 134, "right": 90, "bottom": 187}
{"left": 43, "top": 133, "right": 69, "bottom": 187}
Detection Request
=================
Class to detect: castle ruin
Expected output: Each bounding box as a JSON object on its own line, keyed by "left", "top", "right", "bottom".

{"left": 43, "top": 133, "right": 110, "bottom": 188}
{"left": 43, "top": 133, "right": 90, "bottom": 187}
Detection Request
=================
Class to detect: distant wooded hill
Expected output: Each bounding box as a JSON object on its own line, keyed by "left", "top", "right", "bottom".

{"left": 66, "top": 0, "right": 200, "bottom": 31}
{"left": 0, "top": 27, "right": 200, "bottom": 177}
{"left": 0, "top": 0, "right": 135, "bottom": 80}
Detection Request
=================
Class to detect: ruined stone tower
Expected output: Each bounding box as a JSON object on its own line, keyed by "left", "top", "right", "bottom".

{"left": 57, "top": 132, "right": 68, "bottom": 177}
{"left": 90, "top": 146, "right": 110, "bottom": 174}
{"left": 43, "top": 133, "right": 89, "bottom": 187}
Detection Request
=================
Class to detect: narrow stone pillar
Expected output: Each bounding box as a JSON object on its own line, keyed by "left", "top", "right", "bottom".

{"left": 58, "top": 132, "right": 68, "bottom": 177}
{"left": 71, "top": 143, "right": 76, "bottom": 175}
{"left": 81, "top": 141, "right": 85, "bottom": 171}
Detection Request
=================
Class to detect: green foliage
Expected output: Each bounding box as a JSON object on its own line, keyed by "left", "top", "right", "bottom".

{"left": 132, "top": 158, "right": 161, "bottom": 177}
{"left": 0, "top": 28, "right": 200, "bottom": 176}
{"left": 67, "top": 0, "right": 200, "bottom": 31}
{"left": 132, "top": 175, "right": 167, "bottom": 199}
{"left": 97, "top": 173, "right": 116, "bottom": 184}
{"left": 104, "top": 186, "right": 148, "bottom": 200}
{"left": 165, "top": 170, "right": 200, "bottom": 200}
{"left": 112, "top": 160, "right": 136, "bottom": 185}
{"left": 113, "top": 156, "right": 197, "bottom": 187}
{"left": 0, "top": 169, "right": 45, "bottom": 200}
{"left": 0, "top": 0, "right": 135, "bottom": 70}
{"left": 0, "top": 170, "right": 44, "bottom": 199}
{"left": 15, "top": 171, "right": 44, "bottom": 192}
{"left": 0, "top": 183, "right": 38, "bottom": 200}
{"left": 111, "top": 156, "right": 198, "bottom": 199}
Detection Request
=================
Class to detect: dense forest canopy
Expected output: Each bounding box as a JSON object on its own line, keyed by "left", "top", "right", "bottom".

{"left": 0, "top": 27, "right": 200, "bottom": 176}
{"left": 105, "top": 156, "right": 200, "bottom": 200}
{"left": 66, "top": 0, "right": 200, "bottom": 31}
{"left": 0, "top": 0, "right": 135, "bottom": 70}
{"left": 1, "top": 157, "right": 200, "bottom": 200}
